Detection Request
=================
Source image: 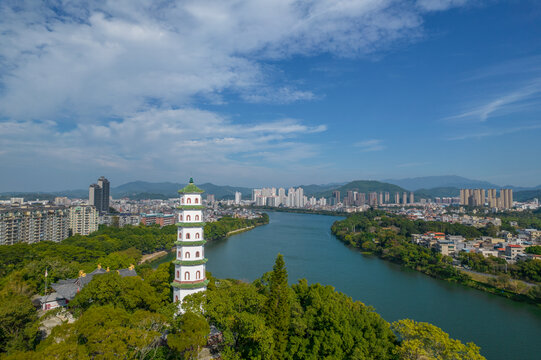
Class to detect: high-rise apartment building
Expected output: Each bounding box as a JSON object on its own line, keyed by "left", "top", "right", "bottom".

{"left": 409, "top": 192, "right": 415, "bottom": 204}
{"left": 69, "top": 205, "right": 99, "bottom": 236}
{"left": 355, "top": 192, "right": 366, "bottom": 206}
{"left": 501, "top": 189, "right": 513, "bottom": 209}
{"left": 234, "top": 191, "right": 242, "bottom": 204}
{"left": 369, "top": 192, "right": 378, "bottom": 206}
{"left": 395, "top": 192, "right": 400, "bottom": 204}
{"left": 89, "top": 176, "right": 110, "bottom": 213}
{"left": 252, "top": 189, "right": 262, "bottom": 202}
{"left": 384, "top": 192, "right": 390, "bottom": 203}
{"left": 0, "top": 205, "right": 69, "bottom": 245}
{"left": 460, "top": 188, "right": 512, "bottom": 209}
{"left": 332, "top": 191, "right": 341, "bottom": 205}
{"left": 487, "top": 189, "right": 497, "bottom": 208}
{"left": 379, "top": 193, "right": 383, "bottom": 205}
{"left": 403, "top": 192, "right": 408, "bottom": 205}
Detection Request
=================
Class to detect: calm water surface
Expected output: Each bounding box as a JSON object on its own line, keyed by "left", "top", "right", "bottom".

{"left": 156, "top": 212, "right": 541, "bottom": 360}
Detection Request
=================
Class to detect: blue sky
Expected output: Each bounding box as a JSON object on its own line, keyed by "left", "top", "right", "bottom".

{"left": 0, "top": 0, "right": 540, "bottom": 191}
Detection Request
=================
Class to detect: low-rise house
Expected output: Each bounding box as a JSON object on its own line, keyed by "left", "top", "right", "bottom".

{"left": 505, "top": 245, "right": 524, "bottom": 260}
{"left": 477, "top": 248, "right": 499, "bottom": 258}
{"left": 436, "top": 241, "right": 456, "bottom": 256}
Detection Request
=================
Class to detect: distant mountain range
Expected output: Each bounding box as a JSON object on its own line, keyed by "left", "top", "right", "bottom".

{"left": 112, "top": 181, "right": 252, "bottom": 200}
{"left": 384, "top": 176, "right": 499, "bottom": 191}
{"left": 384, "top": 175, "right": 541, "bottom": 192}
{"left": 1, "top": 176, "right": 540, "bottom": 202}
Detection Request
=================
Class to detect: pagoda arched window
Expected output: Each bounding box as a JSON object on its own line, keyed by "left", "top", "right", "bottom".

{"left": 196, "top": 251, "right": 200, "bottom": 258}
{"left": 179, "top": 214, "right": 183, "bottom": 221}
{"left": 186, "top": 233, "right": 190, "bottom": 239}
{"left": 177, "top": 251, "right": 181, "bottom": 257}
{"left": 184, "top": 272, "right": 190, "bottom": 280}
{"left": 195, "top": 198, "right": 199, "bottom": 204}
{"left": 186, "top": 215, "right": 191, "bottom": 221}
{"left": 195, "top": 233, "right": 200, "bottom": 239}
{"left": 185, "top": 252, "right": 190, "bottom": 258}
{"left": 187, "top": 198, "right": 191, "bottom": 204}
{"left": 175, "top": 295, "right": 178, "bottom": 301}
{"left": 195, "top": 215, "right": 200, "bottom": 221}
{"left": 196, "top": 271, "right": 201, "bottom": 279}
{"left": 176, "top": 270, "right": 179, "bottom": 278}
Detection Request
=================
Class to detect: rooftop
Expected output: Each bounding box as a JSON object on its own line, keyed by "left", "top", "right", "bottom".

{"left": 178, "top": 178, "right": 204, "bottom": 194}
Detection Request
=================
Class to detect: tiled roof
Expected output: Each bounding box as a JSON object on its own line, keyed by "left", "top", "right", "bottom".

{"left": 47, "top": 267, "right": 138, "bottom": 302}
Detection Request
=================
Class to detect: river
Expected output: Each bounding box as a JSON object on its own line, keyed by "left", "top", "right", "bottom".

{"left": 153, "top": 211, "right": 541, "bottom": 360}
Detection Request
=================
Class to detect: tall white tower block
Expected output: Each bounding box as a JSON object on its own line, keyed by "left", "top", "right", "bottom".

{"left": 172, "top": 178, "right": 208, "bottom": 310}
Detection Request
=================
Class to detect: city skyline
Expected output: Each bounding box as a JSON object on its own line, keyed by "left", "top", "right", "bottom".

{"left": 1, "top": 1, "right": 541, "bottom": 190}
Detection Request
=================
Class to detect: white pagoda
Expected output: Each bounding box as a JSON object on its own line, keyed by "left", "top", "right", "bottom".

{"left": 172, "top": 178, "right": 208, "bottom": 309}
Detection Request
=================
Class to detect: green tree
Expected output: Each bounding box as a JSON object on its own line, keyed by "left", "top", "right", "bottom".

{"left": 265, "top": 254, "right": 290, "bottom": 359}
{"left": 392, "top": 319, "right": 485, "bottom": 360}
{"left": 168, "top": 312, "right": 210, "bottom": 359}
{"left": 525, "top": 245, "right": 541, "bottom": 255}
{"left": 69, "top": 272, "right": 160, "bottom": 313}
{"left": 0, "top": 292, "right": 40, "bottom": 354}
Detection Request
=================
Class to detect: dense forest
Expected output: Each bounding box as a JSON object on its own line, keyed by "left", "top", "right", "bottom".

{"left": 0, "top": 252, "right": 486, "bottom": 359}
{"left": 331, "top": 210, "right": 541, "bottom": 304}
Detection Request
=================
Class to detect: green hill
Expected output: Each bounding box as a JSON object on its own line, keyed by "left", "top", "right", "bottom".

{"left": 413, "top": 187, "right": 460, "bottom": 199}
{"left": 316, "top": 180, "right": 406, "bottom": 200}
{"left": 514, "top": 190, "right": 541, "bottom": 202}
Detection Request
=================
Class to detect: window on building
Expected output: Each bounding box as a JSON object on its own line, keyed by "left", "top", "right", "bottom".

{"left": 195, "top": 215, "right": 199, "bottom": 221}
{"left": 178, "top": 251, "right": 181, "bottom": 257}
{"left": 195, "top": 198, "right": 199, "bottom": 204}
{"left": 187, "top": 198, "right": 191, "bottom": 204}
{"left": 176, "top": 270, "right": 179, "bottom": 278}
{"left": 179, "top": 214, "right": 183, "bottom": 221}
{"left": 186, "top": 233, "right": 190, "bottom": 239}
{"left": 196, "top": 270, "right": 201, "bottom": 279}
{"left": 195, "top": 251, "right": 200, "bottom": 257}
{"left": 195, "top": 233, "right": 200, "bottom": 239}
{"left": 175, "top": 295, "right": 178, "bottom": 301}
{"left": 185, "top": 252, "right": 190, "bottom": 258}
{"left": 184, "top": 272, "right": 190, "bottom": 280}
{"left": 186, "top": 215, "right": 191, "bottom": 221}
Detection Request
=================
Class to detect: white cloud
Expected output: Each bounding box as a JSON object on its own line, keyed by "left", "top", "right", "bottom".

{"left": 416, "top": 0, "right": 470, "bottom": 11}
{"left": 445, "top": 81, "right": 541, "bottom": 122}
{"left": 0, "top": 0, "right": 471, "bottom": 188}
{"left": 0, "top": 0, "right": 457, "bottom": 121}
{"left": 0, "top": 108, "right": 327, "bottom": 184}
{"left": 355, "top": 139, "right": 386, "bottom": 152}
{"left": 448, "top": 124, "right": 541, "bottom": 140}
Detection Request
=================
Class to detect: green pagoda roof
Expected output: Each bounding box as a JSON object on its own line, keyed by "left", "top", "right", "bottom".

{"left": 178, "top": 178, "right": 205, "bottom": 194}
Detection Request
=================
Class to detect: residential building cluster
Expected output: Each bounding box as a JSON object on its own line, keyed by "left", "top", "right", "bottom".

{"left": 460, "top": 188, "right": 513, "bottom": 209}
{"left": 412, "top": 228, "right": 541, "bottom": 264}
{"left": 0, "top": 203, "right": 98, "bottom": 245}
{"left": 251, "top": 187, "right": 327, "bottom": 208}
{"left": 396, "top": 207, "right": 502, "bottom": 228}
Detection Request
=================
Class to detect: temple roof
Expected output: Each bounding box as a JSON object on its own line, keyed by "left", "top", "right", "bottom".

{"left": 47, "top": 267, "right": 137, "bottom": 302}
{"left": 178, "top": 178, "right": 204, "bottom": 194}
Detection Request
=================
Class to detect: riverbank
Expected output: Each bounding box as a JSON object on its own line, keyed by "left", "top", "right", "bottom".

{"left": 331, "top": 212, "right": 541, "bottom": 306}
{"left": 139, "top": 250, "right": 168, "bottom": 264}
{"left": 226, "top": 226, "right": 255, "bottom": 236}
{"left": 251, "top": 206, "right": 346, "bottom": 216}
